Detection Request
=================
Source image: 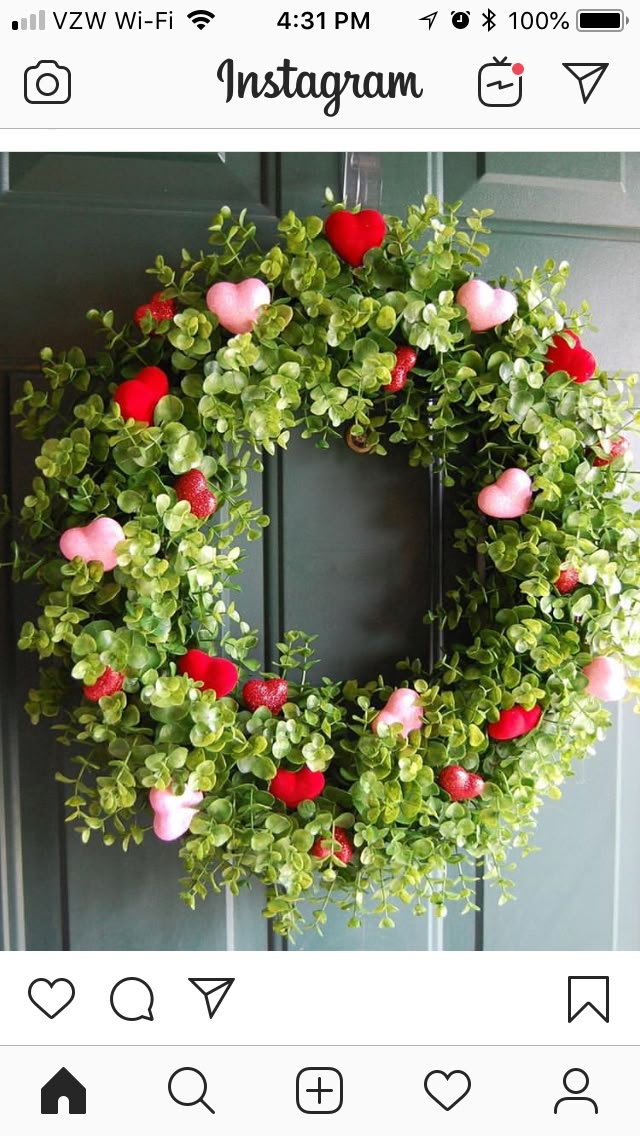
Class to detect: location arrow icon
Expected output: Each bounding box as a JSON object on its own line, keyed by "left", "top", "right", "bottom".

{"left": 188, "top": 977, "right": 235, "bottom": 1019}
{"left": 562, "top": 62, "right": 609, "bottom": 104}
{"left": 420, "top": 12, "right": 438, "bottom": 29}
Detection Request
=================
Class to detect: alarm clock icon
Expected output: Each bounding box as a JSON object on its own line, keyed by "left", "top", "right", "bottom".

{"left": 451, "top": 10, "right": 471, "bottom": 27}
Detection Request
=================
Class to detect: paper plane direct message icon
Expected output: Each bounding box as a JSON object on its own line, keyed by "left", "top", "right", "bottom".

{"left": 563, "top": 62, "right": 609, "bottom": 104}
{"left": 568, "top": 976, "right": 610, "bottom": 1023}
{"left": 188, "top": 977, "right": 235, "bottom": 1019}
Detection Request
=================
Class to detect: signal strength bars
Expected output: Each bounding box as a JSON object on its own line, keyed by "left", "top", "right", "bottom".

{"left": 12, "top": 10, "right": 46, "bottom": 28}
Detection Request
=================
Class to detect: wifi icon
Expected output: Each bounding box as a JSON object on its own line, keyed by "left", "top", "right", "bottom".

{"left": 187, "top": 8, "right": 215, "bottom": 28}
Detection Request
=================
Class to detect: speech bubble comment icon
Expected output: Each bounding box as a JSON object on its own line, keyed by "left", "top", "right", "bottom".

{"left": 110, "top": 977, "right": 155, "bottom": 1022}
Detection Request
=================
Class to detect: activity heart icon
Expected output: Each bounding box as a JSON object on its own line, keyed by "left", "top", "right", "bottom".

{"left": 477, "top": 468, "right": 533, "bottom": 519}
{"left": 113, "top": 365, "right": 169, "bottom": 425}
{"left": 487, "top": 704, "right": 542, "bottom": 741}
{"left": 269, "top": 767, "right": 325, "bottom": 809}
{"left": 149, "top": 784, "right": 204, "bottom": 841}
{"left": 456, "top": 279, "right": 517, "bottom": 333}
{"left": 583, "top": 656, "right": 626, "bottom": 701}
{"left": 243, "top": 678, "right": 289, "bottom": 714}
{"left": 206, "top": 278, "right": 271, "bottom": 335}
{"left": 178, "top": 650, "right": 239, "bottom": 697}
{"left": 28, "top": 978, "right": 76, "bottom": 1019}
{"left": 424, "top": 1069, "right": 472, "bottom": 1112}
{"left": 59, "top": 516, "right": 126, "bottom": 571}
{"left": 372, "top": 688, "right": 423, "bottom": 739}
{"left": 545, "top": 330, "right": 596, "bottom": 384}
{"left": 324, "top": 208, "right": 387, "bottom": 267}
{"left": 438, "top": 766, "right": 485, "bottom": 802}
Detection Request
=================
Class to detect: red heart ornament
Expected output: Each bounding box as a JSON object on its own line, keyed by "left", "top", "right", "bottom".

{"left": 134, "top": 291, "right": 176, "bottom": 330}
{"left": 544, "top": 330, "right": 596, "bottom": 384}
{"left": 114, "top": 365, "right": 169, "bottom": 425}
{"left": 178, "top": 649, "right": 238, "bottom": 697}
{"left": 438, "top": 766, "right": 485, "bottom": 802}
{"left": 385, "top": 346, "right": 418, "bottom": 393}
{"left": 555, "top": 564, "right": 580, "bottom": 594}
{"left": 487, "top": 704, "right": 542, "bottom": 741}
{"left": 592, "top": 435, "right": 630, "bottom": 467}
{"left": 269, "top": 767, "right": 325, "bottom": 809}
{"left": 174, "top": 470, "right": 218, "bottom": 519}
{"left": 83, "top": 666, "right": 125, "bottom": 702}
{"left": 311, "top": 826, "right": 353, "bottom": 865}
{"left": 243, "top": 678, "right": 289, "bottom": 714}
{"left": 325, "top": 209, "right": 387, "bottom": 268}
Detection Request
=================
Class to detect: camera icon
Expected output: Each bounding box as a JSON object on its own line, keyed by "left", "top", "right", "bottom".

{"left": 24, "top": 60, "right": 71, "bottom": 104}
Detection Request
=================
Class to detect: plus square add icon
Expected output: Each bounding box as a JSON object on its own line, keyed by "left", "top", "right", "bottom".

{"left": 296, "top": 1068, "right": 343, "bottom": 1114}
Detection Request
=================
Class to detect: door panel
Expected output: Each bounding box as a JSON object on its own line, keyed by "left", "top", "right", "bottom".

{"left": 447, "top": 154, "right": 640, "bottom": 950}
{"left": 444, "top": 152, "right": 640, "bottom": 229}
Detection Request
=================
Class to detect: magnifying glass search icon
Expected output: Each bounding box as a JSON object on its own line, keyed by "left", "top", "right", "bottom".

{"left": 168, "top": 1067, "right": 216, "bottom": 1114}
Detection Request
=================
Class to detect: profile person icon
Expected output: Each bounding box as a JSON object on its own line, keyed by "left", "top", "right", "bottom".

{"left": 553, "top": 1068, "right": 598, "bottom": 1114}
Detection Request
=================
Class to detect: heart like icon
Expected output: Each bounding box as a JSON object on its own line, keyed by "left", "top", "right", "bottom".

{"left": 28, "top": 977, "right": 76, "bottom": 1019}
{"left": 424, "top": 1069, "right": 471, "bottom": 1112}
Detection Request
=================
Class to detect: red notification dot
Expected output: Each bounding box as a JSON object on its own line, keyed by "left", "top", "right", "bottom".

{"left": 512, "top": 63, "right": 524, "bottom": 75}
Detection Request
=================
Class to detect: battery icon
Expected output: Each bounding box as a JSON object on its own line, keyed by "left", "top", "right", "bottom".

{"left": 577, "top": 9, "right": 628, "bottom": 29}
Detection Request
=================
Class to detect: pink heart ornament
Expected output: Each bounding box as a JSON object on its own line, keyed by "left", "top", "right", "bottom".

{"left": 478, "top": 468, "right": 533, "bottom": 519}
{"left": 456, "top": 279, "right": 517, "bottom": 333}
{"left": 59, "top": 517, "right": 126, "bottom": 571}
{"left": 149, "top": 785, "right": 204, "bottom": 841}
{"left": 372, "top": 688, "right": 423, "bottom": 739}
{"left": 206, "top": 278, "right": 271, "bottom": 335}
{"left": 583, "top": 657, "right": 626, "bottom": 702}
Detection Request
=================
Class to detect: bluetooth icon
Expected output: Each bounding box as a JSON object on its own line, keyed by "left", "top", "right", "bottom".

{"left": 482, "top": 8, "right": 497, "bottom": 30}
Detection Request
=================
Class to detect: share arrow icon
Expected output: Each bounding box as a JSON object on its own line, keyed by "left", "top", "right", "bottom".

{"left": 562, "top": 62, "right": 609, "bottom": 104}
{"left": 420, "top": 11, "right": 438, "bottom": 29}
{"left": 188, "top": 977, "right": 235, "bottom": 1019}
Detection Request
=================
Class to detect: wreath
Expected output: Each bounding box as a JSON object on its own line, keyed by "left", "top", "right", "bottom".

{"left": 5, "top": 194, "right": 640, "bottom": 939}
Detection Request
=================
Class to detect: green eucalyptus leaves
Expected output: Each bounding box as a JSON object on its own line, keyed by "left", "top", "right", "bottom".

{"left": 7, "top": 196, "right": 640, "bottom": 939}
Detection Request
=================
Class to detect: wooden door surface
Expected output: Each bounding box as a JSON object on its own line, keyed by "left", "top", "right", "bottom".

{"left": 2, "top": 152, "right": 639, "bottom": 951}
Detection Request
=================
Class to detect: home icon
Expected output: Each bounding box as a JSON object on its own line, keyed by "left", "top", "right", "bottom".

{"left": 41, "top": 1067, "right": 87, "bottom": 1114}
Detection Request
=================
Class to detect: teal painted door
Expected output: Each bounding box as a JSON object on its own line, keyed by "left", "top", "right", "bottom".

{"left": 2, "top": 152, "right": 639, "bottom": 950}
